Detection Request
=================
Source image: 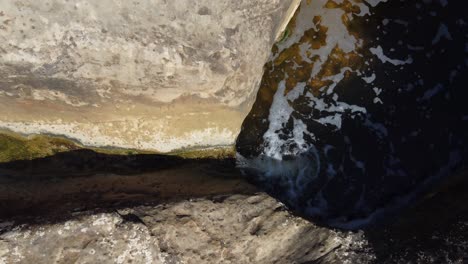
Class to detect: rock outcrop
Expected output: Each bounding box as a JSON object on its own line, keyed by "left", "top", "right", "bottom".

{"left": 0, "top": 141, "right": 467, "bottom": 264}
{"left": 236, "top": 0, "right": 468, "bottom": 228}
{"left": 1, "top": 173, "right": 468, "bottom": 264}
{"left": 0, "top": 194, "right": 350, "bottom": 264}
{"left": 1, "top": 1, "right": 468, "bottom": 263}
{"left": 0, "top": 0, "right": 293, "bottom": 152}
{"left": 0, "top": 153, "right": 354, "bottom": 264}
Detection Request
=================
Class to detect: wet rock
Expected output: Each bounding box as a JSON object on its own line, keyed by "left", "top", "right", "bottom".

{"left": 236, "top": 0, "right": 468, "bottom": 228}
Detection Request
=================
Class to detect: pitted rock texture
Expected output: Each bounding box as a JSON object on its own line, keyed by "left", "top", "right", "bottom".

{"left": 0, "top": 194, "right": 352, "bottom": 264}
{"left": 236, "top": 0, "right": 468, "bottom": 228}
{"left": 0, "top": 0, "right": 293, "bottom": 152}
{"left": 1, "top": 187, "right": 468, "bottom": 264}
{"left": 0, "top": 151, "right": 467, "bottom": 263}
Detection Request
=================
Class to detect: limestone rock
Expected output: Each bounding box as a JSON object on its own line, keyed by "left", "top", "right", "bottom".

{"left": 0, "top": 151, "right": 467, "bottom": 263}
{"left": 0, "top": 0, "right": 293, "bottom": 152}
{"left": 1, "top": 187, "right": 468, "bottom": 264}
{"left": 236, "top": 0, "right": 468, "bottom": 228}
{"left": 0, "top": 194, "right": 351, "bottom": 264}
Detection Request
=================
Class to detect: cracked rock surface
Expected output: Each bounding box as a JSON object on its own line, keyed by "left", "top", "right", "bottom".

{"left": 0, "top": 0, "right": 293, "bottom": 152}
{"left": 1, "top": 172, "right": 468, "bottom": 264}
{"left": 0, "top": 194, "right": 353, "bottom": 264}
{"left": 0, "top": 151, "right": 467, "bottom": 263}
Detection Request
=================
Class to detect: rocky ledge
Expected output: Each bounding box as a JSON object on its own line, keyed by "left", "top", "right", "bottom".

{"left": 0, "top": 152, "right": 467, "bottom": 264}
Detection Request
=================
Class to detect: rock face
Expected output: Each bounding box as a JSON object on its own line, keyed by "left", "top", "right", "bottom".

{"left": 0, "top": 194, "right": 349, "bottom": 264}
{"left": 1, "top": 137, "right": 467, "bottom": 263}
{"left": 236, "top": 0, "right": 468, "bottom": 228}
{"left": 2, "top": 188, "right": 468, "bottom": 264}
{"left": 0, "top": 152, "right": 352, "bottom": 264}
{"left": 0, "top": 0, "right": 293, "bottom": 152}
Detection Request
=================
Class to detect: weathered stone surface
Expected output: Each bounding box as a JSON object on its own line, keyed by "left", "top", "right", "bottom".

{"left": 236, "top": 0, "right": 468, "bottom": 228}
{"left": 0, "top": 148, "right": 467, "bottom": 263}
{"left": 0, "top": 194, "right": 352, "bottom": 264}
{"left": 0, "top": 0, "right": 293, "bottom": 152}
{"left": 1, "top": 188, "right": 468, "bottom": 264}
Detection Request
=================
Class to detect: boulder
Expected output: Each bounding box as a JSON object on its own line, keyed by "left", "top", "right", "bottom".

{"left": 0, "top": 0, "right": 293, "bottom": 152}
{"left": 236, "top": 0, "right": 468, "bottom": 228}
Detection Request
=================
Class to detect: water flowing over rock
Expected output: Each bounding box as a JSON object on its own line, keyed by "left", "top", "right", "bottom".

{"left": 236, "top": 0, "right": 468, "bottom": 229}
{"left": 0, "top": 0, "right": 293, "bottom": 152}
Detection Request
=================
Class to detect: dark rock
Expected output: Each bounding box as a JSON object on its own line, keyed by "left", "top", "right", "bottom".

{"left": 236, "top": 0, "right": 468, "bottom": 229}
{"left": 1, "top": 147, "right": 468, "bottom": 263}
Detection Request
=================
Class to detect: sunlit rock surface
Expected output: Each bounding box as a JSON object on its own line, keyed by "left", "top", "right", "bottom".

{"left": 2, "top": 194, "right": 468, "bottom": 264}
{"left": 0, "top": 194, "right": 351, "bottom": 264}
{"left": 0, "top": 0, "right": 293, "bottom": 152}
{"left": 236, "top": 0, "right": 468, "bottom": 228}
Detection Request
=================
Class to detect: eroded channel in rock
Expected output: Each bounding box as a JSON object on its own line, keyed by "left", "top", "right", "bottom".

{"left": 0, "top": 0, "right": 468, "bottom": 262}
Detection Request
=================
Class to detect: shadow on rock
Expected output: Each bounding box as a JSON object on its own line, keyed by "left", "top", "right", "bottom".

{"left": 362, "top": 170, "right": 468, "bottom": 263}
{"left": 0, "top": 149, "right": 257, "bottom": 222}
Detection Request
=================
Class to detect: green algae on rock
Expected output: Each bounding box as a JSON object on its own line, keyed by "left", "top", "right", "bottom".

{"left": 0, "top": 130, "right": 235, "bottom": 163}
{"left": 0, "top": 131, "right": 81, "bottom": 163}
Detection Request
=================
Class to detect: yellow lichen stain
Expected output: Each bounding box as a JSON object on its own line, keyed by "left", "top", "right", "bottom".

{"left": 325, "top": 0, "right": 362, "bottom": 14}
{"left": 168, "top": 146, "right": 235, "bottom": 159}
{"left": 0, "top": 130, "right": 235, "bottom": 163}
{"left": 260, "top": 0, "right": 369, "bottom": 101}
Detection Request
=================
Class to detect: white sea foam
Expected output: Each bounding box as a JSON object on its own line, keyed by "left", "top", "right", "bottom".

{"left": 370, "top": 46, "right": 414, "bottom": 66}
{"left": 238, "top": 0, "right": 406, "bottom": 229}
{"left": 237, "top": 147, "right": 320, "bottom": 205}
{"left": 362, "top": 74, "right": 376, "bottom": 84}
{"left": 262, "top": 80, "right": 295, "bottom": 160}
